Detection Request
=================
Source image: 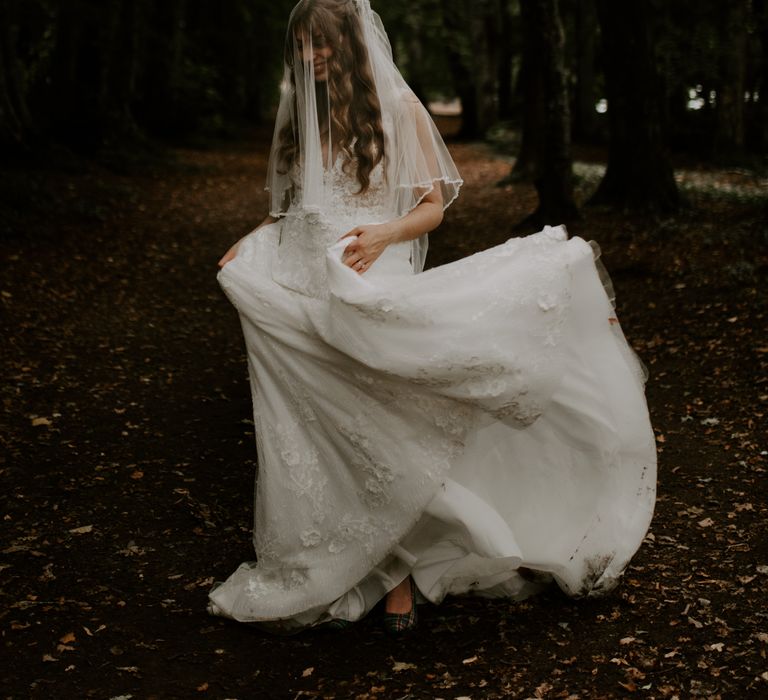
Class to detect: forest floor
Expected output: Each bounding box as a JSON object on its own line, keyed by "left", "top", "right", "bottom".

{"left": 1, "top": 124, "right": 767, "bottom": 700}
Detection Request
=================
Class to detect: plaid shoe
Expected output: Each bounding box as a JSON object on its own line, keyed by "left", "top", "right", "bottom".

{"left": 383, "top": 577, "right": 418, "bottom": 635}
{"left": 314, "top": 617, "right": 352, "bottom": 632}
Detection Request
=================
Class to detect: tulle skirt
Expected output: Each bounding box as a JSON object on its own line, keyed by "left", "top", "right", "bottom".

{"left": 207, "top": 220, "right": 656, "bottom": 633}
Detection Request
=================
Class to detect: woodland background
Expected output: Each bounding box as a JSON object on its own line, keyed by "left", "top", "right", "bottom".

{"left": 1, "top": 0, "right": 767, "bottom": 219}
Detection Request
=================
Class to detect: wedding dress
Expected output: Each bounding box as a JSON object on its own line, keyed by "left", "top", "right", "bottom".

{"left": 206, "top": 149, "right": 657, "bottom": 633}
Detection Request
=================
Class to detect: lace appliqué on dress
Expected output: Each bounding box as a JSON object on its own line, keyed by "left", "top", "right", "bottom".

{"left": 272, "top": 154, "right": 392, "bottom": 299}
{"left": 279, "top": 421, "right": 327, "bottom": 513}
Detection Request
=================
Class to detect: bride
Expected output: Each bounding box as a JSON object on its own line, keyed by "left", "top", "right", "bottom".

{"left": 207, "top": 0, "right": 656, "bottom": 635}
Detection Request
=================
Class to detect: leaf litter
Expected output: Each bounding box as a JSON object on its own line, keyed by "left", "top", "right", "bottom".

{"left": 1, "top": 132, "right": 766, "bottom": 698}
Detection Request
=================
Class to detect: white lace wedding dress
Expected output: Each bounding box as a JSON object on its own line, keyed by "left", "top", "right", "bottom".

{"left": 207, "top": 154, "right": 657, "bottom": 633}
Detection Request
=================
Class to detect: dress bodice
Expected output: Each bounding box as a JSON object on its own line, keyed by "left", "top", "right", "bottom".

{"left": 289, "top": 153, "right": 393, "bottom": 228}
{"left": 272, "top": 155, "right": 411, "bottom": 298}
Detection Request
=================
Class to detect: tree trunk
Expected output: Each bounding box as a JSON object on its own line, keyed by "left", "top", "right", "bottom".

{"left": 0, "top": 0, "right": 33, "bottom": 151}
{"left": 515, "top": 0, "right": 579, "bottom": 227}
{"left": 442, "top": 0, "right": 475, "bottom": 138}
{"left": 442, "top": 0, "right": 498, "bottom": 139}
{"left": 573, "top": 0, "right": 598, "bottom": 141}
{"left": 753, "top": 0, "right": 768, "bottom": 153}
{"left": 497, "top": 0, "right": 515, "bottom": 120}
{"left": 49, "top": 0, "right": 94, "bottom": 145}
{"left": 473, "top": 0, "right": 500, "bottom": 134}
{"left": 402, "top": 4, "right": 428, "bottom": 105}
{"left": 714, "top": 0, "right": 748, "bottom": 158}
{"left": 445, "top": 47, "right": 480, "bottom": 138}
{"left": 99, "top": 0, "right": 142, "bottom": 142}
{"left": 140, "top": 0, "right": 186, "bottom": 135}
{"left": 510, "top": 9, "right": 545, "bottom": 181}
{"left": 590, "top": 0, "right": 679, "bottom": 214}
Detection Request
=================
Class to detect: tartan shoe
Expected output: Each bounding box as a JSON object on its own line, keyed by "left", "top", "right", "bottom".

{"left": 315, "top": 617, "right": 352, "bottom": 631}
{"left": 383, "top": 577, "right": 418, "bottom": 635}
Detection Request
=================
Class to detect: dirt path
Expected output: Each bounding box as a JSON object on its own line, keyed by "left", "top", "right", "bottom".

{"left": 1, "top": 133, "right": 766, "bottom": 699}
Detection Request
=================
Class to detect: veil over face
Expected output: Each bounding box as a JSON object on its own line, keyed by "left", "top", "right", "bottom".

{"left": 265, "top": 0, "right": 463, "bottom": 271}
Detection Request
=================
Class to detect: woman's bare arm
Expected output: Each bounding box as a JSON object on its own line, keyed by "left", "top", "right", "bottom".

{"left": 339, "top": 186, "right": 443, "bottom": 271}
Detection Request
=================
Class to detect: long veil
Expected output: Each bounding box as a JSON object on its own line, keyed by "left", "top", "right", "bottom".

{"left": 264, "top": 0, "right": 463, "bottom": 272}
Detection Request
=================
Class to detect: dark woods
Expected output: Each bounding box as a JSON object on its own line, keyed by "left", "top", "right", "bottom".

{"left": 1, "top": 0, "right": 766, "bottom": 217}
{"left": 0, "top": 0, "right": 294, "bottom": 152}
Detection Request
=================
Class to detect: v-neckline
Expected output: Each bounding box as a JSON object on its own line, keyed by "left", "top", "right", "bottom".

{"left": 322, "top": 148, "right": 343, "bottom": 173}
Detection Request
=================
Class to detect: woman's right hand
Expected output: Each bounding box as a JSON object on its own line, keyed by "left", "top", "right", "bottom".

{"left": 218, "top": 215, "right": 277, "bottom": 269}
{"left": 218, "top": 238, "right": 243, "bottom": 268}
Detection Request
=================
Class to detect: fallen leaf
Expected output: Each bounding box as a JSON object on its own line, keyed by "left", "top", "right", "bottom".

{"left": 2, "top": 544, "right": 31, "bottom": 554}
{"left": 392, "top": 661, "right": 417, "bottom": 672}
{"left": 301, "top": 667, "right": 314, "bottom": 678}
{"left": 697, "top": 518, "right": 714, "bottom": 528}
{"left": 68, "top": 525, "right": 93, "bottom": 534}
{"left": 462, "top": 655, "right": 478, "bottom": 664}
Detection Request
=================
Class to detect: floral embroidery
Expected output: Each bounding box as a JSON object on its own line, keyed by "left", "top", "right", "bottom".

{"left": 300, "top": 529, "right": 322, "bottom": 548}
{"left": 245, "top": 566, "right": 308, "bottom": 599}
{"left": 268, "top": 419, "right": 328, "bottom": 522}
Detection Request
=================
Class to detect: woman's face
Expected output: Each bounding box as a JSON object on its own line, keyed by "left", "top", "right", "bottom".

{"left": 295, "top": 30, "right": 334, "bottom": 81}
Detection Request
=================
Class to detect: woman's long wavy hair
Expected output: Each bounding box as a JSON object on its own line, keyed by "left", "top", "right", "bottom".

{"left": 278, "top": 0, "right": 385, "bottom": 194}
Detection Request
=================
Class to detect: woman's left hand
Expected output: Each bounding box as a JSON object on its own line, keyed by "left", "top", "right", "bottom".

{"left": 339, "top": 222, "right": 398, "bottom": 274}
